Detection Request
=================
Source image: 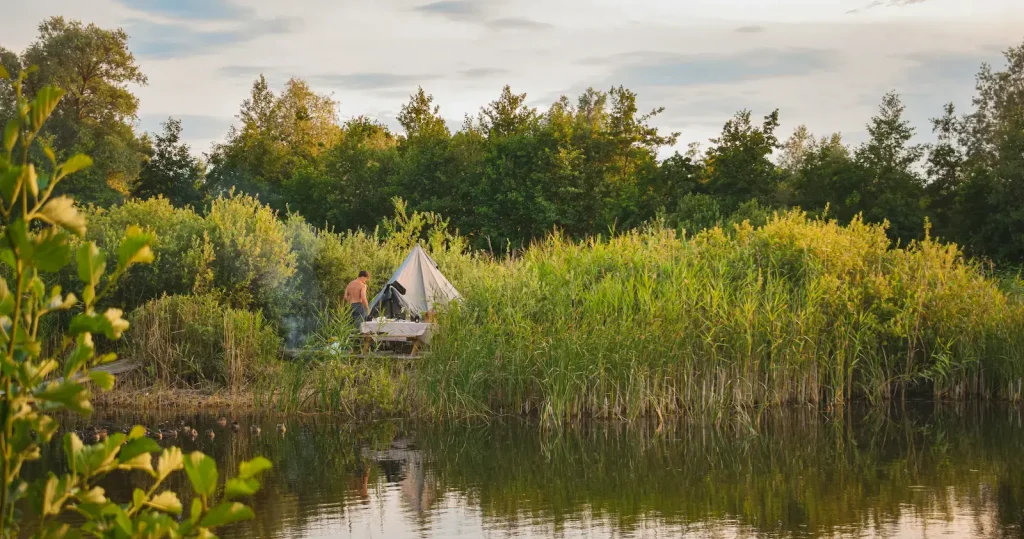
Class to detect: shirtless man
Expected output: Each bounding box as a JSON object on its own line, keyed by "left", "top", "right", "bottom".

{"left": 344, "top": 270, "right": 371, "bottom": 328}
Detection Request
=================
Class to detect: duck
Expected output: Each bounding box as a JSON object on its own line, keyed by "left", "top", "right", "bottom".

{"left": 206, "top": 429, "right": 215, "bottom": 440}
{"left": 250, "top": 425, "right": 261, "bottom": 435}
{"left": 160, "top": 428, "right": 178, "bottom": 440}
{"left": 231, "top": 421, "right": 240, "bottom": 432}
{"left": 148, "top": 429, "right": 163, "bottom": 441}
{"left": 180, "top": 425, "right": 193, "bottom": 437}
{"left": 97, "top": 428, "right": 109, "bottom": 442}
{"left": 276, "top": 423, "right": 286, "bottom": 434}
{"left": 217, "top": 417, "right": 228, "bottom": 428}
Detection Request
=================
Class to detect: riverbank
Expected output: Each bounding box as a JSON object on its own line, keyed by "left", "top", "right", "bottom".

{"left": 101, "top": 210, "right": 1024, "bottom": 423}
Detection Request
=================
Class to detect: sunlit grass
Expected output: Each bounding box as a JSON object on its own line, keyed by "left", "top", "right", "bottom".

{"left": 421, "top": 211, "right": 1024, "bottom": 422}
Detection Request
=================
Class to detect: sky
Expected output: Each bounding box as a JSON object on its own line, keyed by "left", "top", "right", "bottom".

{"left": 3, "top": 0, "right": 1024, "bottom": 157}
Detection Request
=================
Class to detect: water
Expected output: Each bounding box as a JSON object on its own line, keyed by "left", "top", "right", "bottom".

{"left": 27, "top": 404, "right": 1024, "bottom": 538}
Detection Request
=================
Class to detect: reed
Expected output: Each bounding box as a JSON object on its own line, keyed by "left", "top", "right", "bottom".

{"left": 124, "top": 294, "right": 282, "bottom": 388}
{"left": 421, "top": 211, "right": 1024, "bottom": 421}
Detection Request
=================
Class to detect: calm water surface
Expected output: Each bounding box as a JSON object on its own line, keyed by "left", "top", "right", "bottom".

{"left": 31, "top": 405, "right": 1024, "bottom": 538}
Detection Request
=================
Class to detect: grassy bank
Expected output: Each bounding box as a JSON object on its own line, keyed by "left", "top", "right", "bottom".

{"left": 92, "top": 197, "right": 1024, "bottom": 420}
{"left": 423, "top": 212, "right": 1024, "bottom": 421}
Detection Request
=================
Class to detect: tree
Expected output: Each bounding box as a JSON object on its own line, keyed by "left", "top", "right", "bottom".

{"left": 701, "top": 110, "right": 783, "bottom": 211}
{"left": 925, "top": 40, "right": 1024, "bottom": 262}
{"left": 133, "top": 117, "right": 206, "bottom": 207}
{"left": 19, "top": 17, "right": 149, "bottom": 206}
{"left": 208, "top": 75, "right": 340, "bottom": 210}
{"left": 854, "top": 92, "right": 926, "bottom": 242}
{"left": 398, "top": 87, "right": 450, "bottom": 140}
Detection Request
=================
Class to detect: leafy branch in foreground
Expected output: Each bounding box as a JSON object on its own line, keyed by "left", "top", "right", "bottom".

{"left": 0, "top": 66, "right": 270, "bottom": 537}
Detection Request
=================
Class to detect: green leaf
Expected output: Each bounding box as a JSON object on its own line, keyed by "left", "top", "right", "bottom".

{"left": 0, "top": 64, "right": 8, "bottom": 80}
{"left": 63, "top": 333, "right": 94, "bottom": 378}
{"left": 39, "top": 196, "right": 87, "bottom": 237}
{"left": 133, "top": 488, "right": 145, "bottom": 510}
{"left": 43, "top": 145, "right": 56, "bottom": 167}
{"left": 128, "top": 425, "right": 147, "bottom": 440}
{"left": 0, "top": 277, "right": 14, "bottom": 316}
{"left": 24, "top": 163, "right": 38, "bottom": 198}
{"left": 59, "top": 154, "right": 93, "bottom": 177}
{"left": 118, "top": 436, "right": 160, "bottom": 463}
{"left": 3, "top": 120, "right": 17, "bottom": 154}
{"left": 76, "top": 242, "right": 105, "bottom": 286}
{"left": 64, "top": 433, "right": 83, "bottom": 476}
{"left": 0, "top": 166, "right": 19, "bottom": 204}
{"left": 117, "top": 225, "right": 155, "bottom": 268}
{"left": 238, "top": 457, "right": 272, "bottom": 480}
{"left": 147, "top": 491, "right": 183, "bottom": 515}
{"left": 32, "top": 229, "right": 71, "bottom": 273}
{"left": 79, "top": 486, "right": 106, "bottom": 505}
{"left": 88, "top": 371, "right": 115, "bottom": 391}
{"left": 224, "top": 478, "right": 259, "bottom": 500}
{"left": 190, "top": 498, "right": 203, "bottom": 525}
{"left": 70, "top": 309, "right": 129, "bottom": 339}
{"left": 118, "top": 452, "right": 155, "bottom": 476}
{"left": 30, "top": 86, "right": 64, "bottom": 131}
{"left": 199, "top": 502, "right": 254, "bottom": 528}
{"left": 35, "top": 381, "right": 92, "bottom": 415}
{"left": 157, "top": 447, "right": 184, "bottom": 481}
{"left": 183, "top": 451, "right": 218, "bottom": 497}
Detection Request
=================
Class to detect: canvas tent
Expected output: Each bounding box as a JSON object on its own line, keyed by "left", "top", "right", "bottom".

{"left": 368, "top": 245, "right": 461, "bottom": 321}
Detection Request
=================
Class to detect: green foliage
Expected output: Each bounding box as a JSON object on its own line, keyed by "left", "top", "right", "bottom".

{"left": 84, "top": 197, "right": 205, "bottom": 312}
{"left": 421, "top": 211, "right": 1024, "bottom": 423}
{"left": 924, "top": 41, "right": 1024, "bottom": 263}
{"left": 0, "top": 70, "right": 269, "bottom": 537}
{"left": 124, "top": 294, "right": 281, "bottom": 389}
{"left": 200, "top": 192, "right": 297, "bottom": 317}
{"left": 133, "top": 118, "right": 206, "bottom": 208}
{"left": 13, "top": 17, "right": 149, "bottom": 207}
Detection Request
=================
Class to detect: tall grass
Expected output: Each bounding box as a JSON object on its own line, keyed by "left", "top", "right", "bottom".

{"left": 421, "top": 211, "right": 1024, "bottom": 421}
{"left": 124, "top": 294, "right": 281, "bottom": 390}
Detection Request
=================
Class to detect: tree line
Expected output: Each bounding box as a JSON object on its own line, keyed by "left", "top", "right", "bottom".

{"left": 3, "top": 17, "right": 1024, "bottom": 264}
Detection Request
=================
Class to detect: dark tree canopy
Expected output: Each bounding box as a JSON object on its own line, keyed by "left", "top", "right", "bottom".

{"left": 5, "top": 17, "right": 1024, "bottom": 264}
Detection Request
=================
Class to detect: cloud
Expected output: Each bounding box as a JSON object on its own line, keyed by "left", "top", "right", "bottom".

{"left": 735, "top": 25, "right": 765, "bottom": 33}
{"left": 459, "top": 67, "right": 510, "bottom": 78}
{"left": 217, "top": 65, "right": 268, "bottom": 79}
{"left": 412, "top": 1, "right": 549, "bottom": 30}
{"left": 127, "top": 17, "right": 301, "bottom": 58}
{"left": 902, "top": 50, "right": 999, "bottom": 83}
{"left": 114, "top": 0, "right": 252, "bottom": 20}
{"left": 308, "top": 72, "right": 437, "bottom": 90}
{"left": 847, "top": 0, "right": 932, "bottom": 14}
{"left": 139, "top": 113, "right": 236, "bottom": 140}
{"left": 589, "top": 48, "right": 837, "bottom": 88}
{"left": 487, "top": 17, "right": 553, "bottom": 30}
{"left": 413, "top": 1, "right": 484, "bottom": 20}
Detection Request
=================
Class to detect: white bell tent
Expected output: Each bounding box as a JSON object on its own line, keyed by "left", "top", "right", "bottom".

{"left": 368, "top": 245, "right": 461, "bottom": 321}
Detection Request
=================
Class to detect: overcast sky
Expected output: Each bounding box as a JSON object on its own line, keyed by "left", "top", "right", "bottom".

{"left": 3, "top": 0, "right": 1024, "bottom": 157}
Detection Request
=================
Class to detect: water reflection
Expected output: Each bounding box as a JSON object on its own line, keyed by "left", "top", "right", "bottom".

{"left": 26, "top": 404, "right": 1024, "bottom": 538}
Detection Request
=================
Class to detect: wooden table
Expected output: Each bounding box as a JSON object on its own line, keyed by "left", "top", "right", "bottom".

{"left": 359, "top": 321, "right": 433, "bottom": 356}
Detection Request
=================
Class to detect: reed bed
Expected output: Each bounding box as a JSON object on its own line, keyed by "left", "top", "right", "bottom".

{"left": 421, "top": 211, "right": 1024, "bottom": 421}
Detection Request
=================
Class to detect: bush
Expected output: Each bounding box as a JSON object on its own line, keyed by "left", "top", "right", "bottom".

{"left": 199, "top": 192, "right": 297, "bottom": 318}
{"left": 86, "top": 197, "right": 205, "bottom": 311}
{"left": 124, "top": 294, "right": 281, "bottom": 389}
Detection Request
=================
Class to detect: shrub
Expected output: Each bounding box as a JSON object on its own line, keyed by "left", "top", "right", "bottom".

{"left": 200, "top": 191, "right": 297, "bottom": 318}
{"left": 86, "top": 197, "right": 205, "bottom": 311}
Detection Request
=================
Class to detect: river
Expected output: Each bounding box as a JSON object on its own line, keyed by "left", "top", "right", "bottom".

{"left": 28, "top": 404, "right": 1024, "bottom": 538}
